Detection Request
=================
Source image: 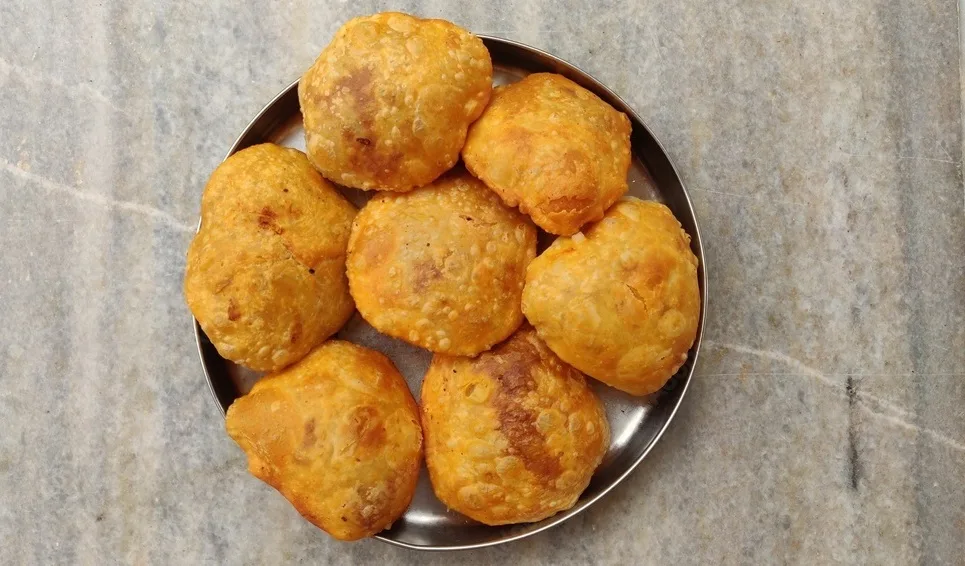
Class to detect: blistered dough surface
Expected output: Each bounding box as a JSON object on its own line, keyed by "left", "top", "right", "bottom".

{"left": 462, "top": 73, "right": 631, "bottom": 235}
{"left": 185, "top": 144, "right": 356, "bottom": 372}
{"left": 299, "top": 12, "right": 492, "bottom": 191}
{"left": 421, "top": 326, "right": 609, "bottom": 525}
{"left": 225, "top": 341, "right": 422, "bottom": 541}
{"left": 347, "top": 169, "right": 537, "bottom": 355}
{"left": 522, "top": 199, "right": 700, "bottom": 395}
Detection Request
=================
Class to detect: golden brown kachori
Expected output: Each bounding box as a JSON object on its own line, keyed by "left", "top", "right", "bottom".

{"left": 522, "top": 198, "right": 700, "bottom": 396}
{"left": 347, "top": 169, "right": 537, "bottom": 355}
{"left": 225, "top": 341, "right": 422, "bottom": 541}
{"left": 185, "top": 143, "right": 356, "bottom": 372}
{"left": 421, "top": 326, "right": 609, "bottom": 525}
{"left": 299, "top": 12, "right": 492, "bottom": 191}
{"left": 462, "top": 72, "right": 631, "bottom": 235}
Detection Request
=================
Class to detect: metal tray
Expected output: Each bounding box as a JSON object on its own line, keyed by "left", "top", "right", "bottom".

{"left": 195, "top": 36, "right": 706, "bottom": 551}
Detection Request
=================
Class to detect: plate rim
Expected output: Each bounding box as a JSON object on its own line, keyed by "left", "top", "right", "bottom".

{"left": 193, "top": 34, "right": 707, "bottom": 551}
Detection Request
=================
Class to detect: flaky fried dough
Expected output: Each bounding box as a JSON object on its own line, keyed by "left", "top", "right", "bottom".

{"left": 299, "top": 12, "right": 492, "bottom": 191}
{"left": 185, "top": 144, "right": 356, "bottom": 372}
{"left": 226, "top": 341, "right": 422, "bottom": 541}
{"left": 522, "top": 198, "right": 700, "bottom": 395}
{"left": 462, "top": 73, "right": 631, "bottom": 235}
{"left": 421, "top": 326, "right": 609, "bottom": 525}
{"left": 347, "top": 169, "right": 537, "bottom": 355}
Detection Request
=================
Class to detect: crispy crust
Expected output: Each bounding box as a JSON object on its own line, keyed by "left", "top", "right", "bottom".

{"left": 225, "top": 341, "right": 423, "bottom": 541}
{"left": 184, "top": 144, "right": 356, "bottom": 372}
{"left": 347, "top": 169, "right": 537, "bottom": 355}
{"left": 462, "top": 73, "right": 631, "bottom": 235}
{"left": 421, "top": 326, "right": 609, "bottom": 525}
{"left": 522, "top": 199, "right": 700, "bottom": 395}
{"left": 299, "top": 12, "right": 492, "bottom": 191}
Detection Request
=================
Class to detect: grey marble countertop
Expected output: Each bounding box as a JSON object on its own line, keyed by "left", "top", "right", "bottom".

{"left": 2, "top": 1, "right": 964, "bottom": 564}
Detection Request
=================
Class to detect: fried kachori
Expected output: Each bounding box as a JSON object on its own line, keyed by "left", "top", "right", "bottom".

{"left": 346, "top": 169, "right": 537, "bottom": 355}
{"left": 421, "top": 326, "right": 609, "bottom": 525}
{"left": 462, "top": 72, "right": 632, "bottom": 235}
{"left": 185, "top": 143, "right": 356, "bottom": 372}
{"left": 225, "top": 341, "right": 423, "bottom": 541}
{"left": 299, "top": 12, "right": 492, "bottom": 191}
{"left": 522, "top": 198, "right": 700, "bottom": 396}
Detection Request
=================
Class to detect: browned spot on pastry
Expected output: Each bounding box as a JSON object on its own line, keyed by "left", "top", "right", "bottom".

{"left": 638, "top": 254, "right": 672, "bottom": 289}
{"left": 560, "top": 149, "right": 585, "bottom": 169}
{"left": 335, "top": 69, "right": 377, "bottom": 133}
{"left": 498, "top": 262, "right": 520, "bottom": 292}
{"left": 214, "top": 277, "right": 232, "bottom": 294}
{"left": 290, "top": 320, "right": 302, "bottom": 344}
{"left": 227, "top": 299, "right": 240, "bottom": 321}
{"left": 351, "top": 406, "right": 386, "bottom": 450}
{"left": 337, "top": 122, "right": 404, "bottom": 186}
{"left": 316, "top": 67, "right": 376, "bottom": 117}
{"left": 338, "top": 68, "right": 373, "bottom": 102}
{"left": 302, "top": 418, "right": 316, "bottom": 448}
{"left": 330, "top": 68, "right": 402, "bottom": 181}
{"left": 352, "top": 484, "right": 390, "bottom": 531}
{"left": 257, "top": 206, "right": 284, "bottom": 235}
{"left": 412, "top": 261, "right": 442, "bottom": 292}
{"left": 478, "top": 333, "right": 562, "bottom": 480}
{"left": 539, "top": 195, "right": 592, "bottom": 215}
{"left": 360, "top": 147, "right": 404, "bottom": 184}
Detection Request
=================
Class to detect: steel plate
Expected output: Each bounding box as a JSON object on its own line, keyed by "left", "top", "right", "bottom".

{"left": 194, "top": 36, "right": 706, "bottom": 551}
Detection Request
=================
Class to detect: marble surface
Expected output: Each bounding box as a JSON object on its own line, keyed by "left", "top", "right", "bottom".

{"left": 2, "top": 1, "right": 964, "bottom": 564}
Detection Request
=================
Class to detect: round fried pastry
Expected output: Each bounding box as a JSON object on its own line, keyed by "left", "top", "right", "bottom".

{"left": 299, "top": 12, "right": 492, "bottom": 191}
{"left": 225, "top": 341, "right": 423, "bottom": 541}
{"left": 347, "top": 169, "right": 537, "bottom": 355}
{"left": 185, "top": 143, "right": 356, "bottom": 372}
{"left": 462, "top": 72, "right": 632, "bottom": 235}
{"left": 522, "top": 198, "right": 700, "bottom": 395}
{"left": 421, "top": 326, "right": 609, "bottom": 525}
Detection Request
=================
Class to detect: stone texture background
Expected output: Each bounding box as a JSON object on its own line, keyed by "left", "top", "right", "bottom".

{"left": 1, "top": 1, "right": 963, "bottom": 564}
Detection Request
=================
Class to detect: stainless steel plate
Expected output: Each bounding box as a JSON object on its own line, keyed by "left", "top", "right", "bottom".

{"left": 195, "top": 36, "right": 706, "bottom": 551}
